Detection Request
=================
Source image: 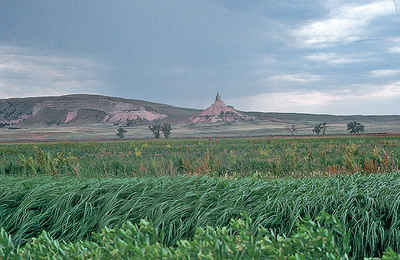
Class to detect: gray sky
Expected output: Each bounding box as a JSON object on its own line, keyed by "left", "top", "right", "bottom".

{"left": 0, "top": 0, "right": 399, "bottom": 114}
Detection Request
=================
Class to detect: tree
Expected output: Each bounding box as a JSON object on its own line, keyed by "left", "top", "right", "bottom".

{"left": 148, "top": 122, "right": 161, "bottom": 138}
{"left": 161, "top": 122, "right": 172, "bottom": 138}
{"left": 313, "top": 124, "right": 321, "bottom": 135}
{"left": 288, "top": 124, "right": 296, "bottom": 135}
{"left": 347, "top": 121, "right": 365, "bottom": 134}
{"left": 313, "top": 122, "right": 328, "bottom": 136}
{"left": 321, "top": 122, "right": 327, "bottom": 136}
{"left": 116, "top": 127, "right": 127, "bottom": 139}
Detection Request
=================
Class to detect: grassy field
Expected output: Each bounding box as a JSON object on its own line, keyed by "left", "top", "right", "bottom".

{"left": 2, "top": 117, "right": 400, "bottom": 142}
{"left": 2, "top": 136, "right": 400, "bottom": 258}
{"left": 1, "top": 135, "right": 400, "bottom": 178}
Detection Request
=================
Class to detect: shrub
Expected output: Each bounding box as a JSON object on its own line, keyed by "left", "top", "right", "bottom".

{"left": 116, "top": 127, "right": 127, "bottom": 139}
{"left": 161, "top": 122, "right": 172, "bottom": 138}
{"left": 347, "top": 121, "right": 365, "bottom": 134}
{"left": 149, "top": 123, "right": 161, "bottom": 138}
{"left": 0, "top": 213, "right": 352, "bottom": 259}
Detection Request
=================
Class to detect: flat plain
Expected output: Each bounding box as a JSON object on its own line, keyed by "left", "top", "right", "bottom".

{"left": 2, "top": 117, "right": 400, "bottom": 143}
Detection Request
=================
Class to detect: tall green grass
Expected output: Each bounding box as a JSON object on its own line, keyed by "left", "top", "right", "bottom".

{"left": 2, "top": 174, "right": 400, "bottom": 258}
{"left": 0, "top": 213, "right": 353, "bottom": 259}
{"left": 0, "top": 136, "right": 399, "bottom": 178}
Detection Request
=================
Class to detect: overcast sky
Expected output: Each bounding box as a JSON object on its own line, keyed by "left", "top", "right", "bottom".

{"left": 0, "top": 0, "right": 399, "bottom": 114}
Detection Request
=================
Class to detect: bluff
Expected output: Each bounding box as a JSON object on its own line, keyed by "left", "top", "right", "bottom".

{"left": 191, "top": 93, "right": 254, "bottom": 123}
{"left": 0, "top": 94, "right": 198, "bottom": 127}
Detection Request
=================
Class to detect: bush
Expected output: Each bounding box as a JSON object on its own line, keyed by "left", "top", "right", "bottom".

{"left": 116, "top": 127, "right": 127, "bottom": 139}
{"left": 0, "top": 213, "right": 353, "bottom": 259}
{"left": 161, "top": 122, "right": 172, "bottom": 138}
{"left": 347, "top": 121, "right": 365, "bottom": 134}
{"left": 148, "top": 123, "right": 161, "bottom": 138}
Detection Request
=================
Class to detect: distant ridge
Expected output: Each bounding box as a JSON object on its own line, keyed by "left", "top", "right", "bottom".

{"left": 1, "top": 94, "right": 400, "bottom": 128}
{"left": 0, "top": 94, "right": 199, "bottom": 127}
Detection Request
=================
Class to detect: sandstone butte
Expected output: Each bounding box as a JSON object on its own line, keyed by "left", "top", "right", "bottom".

{"left": 191, "top": 93, "right": 254, "bottom": 123}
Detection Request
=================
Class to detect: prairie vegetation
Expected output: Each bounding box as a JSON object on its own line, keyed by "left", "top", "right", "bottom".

{"left": 0, "top": 212, "right": 355, "bottom": 259}
{"left": 0, "top": 136, "right": 400, "bottom": 178}
{"left": 2, "top": 136, "right": 400, "bottom": 258}
{"left": 2, "top": 174, "right": 400, "bottom": 258}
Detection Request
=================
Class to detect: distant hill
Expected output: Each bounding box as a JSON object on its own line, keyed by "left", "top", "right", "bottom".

{"left": 245, "top": 111, "right": 400, "bottom": 125}
{"left": 1, "top": 94, "right": 400, "bottom": 128}
{"left": 0, "top": 94, "right": 199, "bottom": 127}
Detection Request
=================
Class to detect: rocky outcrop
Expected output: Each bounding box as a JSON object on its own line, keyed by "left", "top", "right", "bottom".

{"left": 65, "top": 111, "right": 78, "bottom": 123}
{"left": 191, "top": 93, "right": 254, "bottom": 123}
{"left": 0, "top": 93, "right": 257, "bottom": 127}
{"left": 0, "top": 94, "right": 193, "bottom": 127}
{"left": 104, "top": 109, "right": 167, "bottom": 124}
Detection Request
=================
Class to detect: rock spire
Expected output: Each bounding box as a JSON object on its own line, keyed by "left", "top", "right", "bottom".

{"left": 191, "top": 93, "right": 254, "bottom": 123}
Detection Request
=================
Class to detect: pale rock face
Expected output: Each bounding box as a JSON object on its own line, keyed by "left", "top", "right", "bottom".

{"left": 104, "top": 110, "right": 167, "bottom": 123}
{"left": 65, "top": 111, "right": 78, "bottom": 123}
{"left": 191, "top": 93, "right": 254, "bottom": 123}
{"left": 104, "top": 102, "right": 168, "bottom": 124}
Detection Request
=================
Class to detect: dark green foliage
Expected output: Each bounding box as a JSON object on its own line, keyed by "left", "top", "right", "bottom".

{"left": 288, "top": 124, "right": 296, "bottom": 135}
{"left": 161, "top": 122, "right": 172, "bottom": 138}
{"left": 322, "top": 122, "right": 327, "bottom": 135}
{"left": 313, "top": 124, "right": 322, "bottom": 135}
{"left": 116, "top": 127, "right": 127, "bottom": 139}
{"left": 347, "top": 121, "right": 365, "bottom": 134}
{"left": 313, "top": 122, "right": 327, "bottom": 135}
{"left": 2, "top": 175, "right": 400, "bottom": 258}
{"left": 148, "top": 122, "right": 161, "bottom": 138}
{"left": 0, "top": 213, "right": 353, "bottom": 259}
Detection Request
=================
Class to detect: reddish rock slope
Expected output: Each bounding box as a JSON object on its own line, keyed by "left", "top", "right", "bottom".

{"left": 191, "top": 93, "right": 254, "bottom": 123}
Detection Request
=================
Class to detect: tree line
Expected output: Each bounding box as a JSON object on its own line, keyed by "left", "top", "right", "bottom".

{"left": 116, "top": 122, "right": 172, "bottom": 139}
{"left": 115, "top": 120, "right": 366, "bottom": 139}
{"left": 288, "top": 121, "right": 365, "bottom": 136}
